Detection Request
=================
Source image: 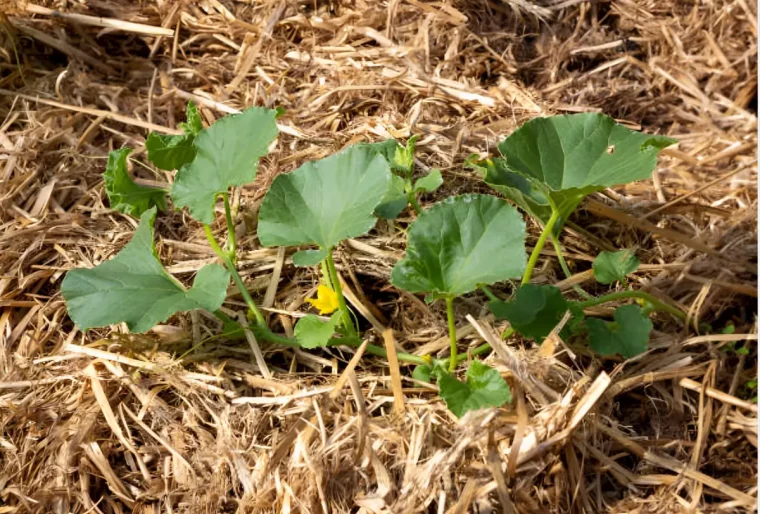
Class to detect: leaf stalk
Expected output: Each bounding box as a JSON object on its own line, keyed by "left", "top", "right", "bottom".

{"left": 325, "top": 250, "right": 357, "bottom": 338}
{"left": 222, "top": 193, "right": 237, "bottom": 262}
{"left": 522, "top": 209, "right": 560, "bottom": 285}
{"left": 445, "top": 296, "right": 458, "bottom": 371}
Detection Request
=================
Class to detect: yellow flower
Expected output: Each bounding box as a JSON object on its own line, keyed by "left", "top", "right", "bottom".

{"left": 307, "top": 284, "right": 339, "bottom": 315}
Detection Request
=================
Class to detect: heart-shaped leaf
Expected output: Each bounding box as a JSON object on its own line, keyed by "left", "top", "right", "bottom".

{"left": 484, "top": 113, "right": 676, "bottom": 228}
{"left": 435, "top": 360, "right": 511, "bottom": 418}
{"left": 294, "top": 313, "right": 342, "bottom": 349}
{"left": 146, "top": 102, "right": 203, "bottom": 171}
{"left": 257, "top": 145, "right": 391, "bottom": 263}
{"left": 593, "top": 249, "right": 641, "bottom": 284}
{"left": 61, "top": 207, "right": 230, "bottom": 333}
{"left": 489, "top": 284, "right": 568, "bottom": 343}
{"left": 413, "top": 169, "right": 443, "bottom": 193}
{"left": 171, "top": 107, "right": 279, "bottom": 223}
{"left": 587, "top": 304, "right": 652, "bottom": 358}
{"left": 391, "top": 194, "right": 526, "bottom": 299}
{"left": 103, "top": 148, "right": 167, "bottom": 217}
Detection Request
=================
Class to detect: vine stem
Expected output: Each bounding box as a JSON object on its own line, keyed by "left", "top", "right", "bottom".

{"left": 222, "top": 193, "right": 237, "bottom": 262}
{"left": 210, "top": 310, "right": 429, "bottom": 365}
{"left": 522, "top": 209, "right": 560, "bottom": 285}
{"left": 325, "top": 250, "right": 357, "bottom": 337}
{"left": 550, "top": 235, "right": 593, "bottom": 300}
{"left": 445, "top": 296, "right": 458, "bottom": 371}
{"left": 575, "top": 290, "right": 687, "bottom": 322}
{"left": 203, "top": 225, "right": 266, "bottom": 325}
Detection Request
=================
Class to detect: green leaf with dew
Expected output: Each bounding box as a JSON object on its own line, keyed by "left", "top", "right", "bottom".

{"left": 434, "top": 360, "right": 511, "bottom": 418}
{"left": 171, "top": 107, "right": 279, "bottom": 224}
{"left": 294, "top": 313, "right": 342, "bottom": 349}
{"left": 593, "top": 249, "right": 641, "bottom": 284}
{"left": 489, "top": 284, "right": 568, "bottom": 343}
{"left": 391, "top": 194, "right": 526, "bottom": 299}
{"left": 257, "top": 145, "right": 391, "bottom": 264}
{"left": 103, "top": 148, "right": 167, "bottom": 217}
{"left": 587, "top": 304, "right": 652, "bottom": 358}
{"left": 61, "top": 207, "right": 230, "bottom": 333}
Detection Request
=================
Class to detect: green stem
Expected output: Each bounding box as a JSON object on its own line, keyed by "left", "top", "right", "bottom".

{"left": 325, "top": 250, "right": 357, "bottom": 337}
{"left": 211, "top": 310, "right": 428, "bottom": 365}
{"left": 446, "top": 296, "right": 458, "bottom": 371}
{"left": 480, "top": 285, "right": 499, "bottom": 303}
{"left": 575, "top": 290, "right": 686, "bottom": 322}
{"left": 522, "top": 209, "right": 561, "bottom": 285}
{"left": 550, "top": 235, "right": 593, "bottom": 300}
{"left": 222, "top": 193, "right": 237, "bottom": 262}
{"left": 204, "top": 225, "right": 266, "bottom": 325}
{"left": 408, "top": 192, "right": 423, "bottom": 215}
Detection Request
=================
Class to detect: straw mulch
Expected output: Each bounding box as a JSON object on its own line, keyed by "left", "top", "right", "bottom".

{"left": 0, "top": 0, "right": 757, "bottom": 512}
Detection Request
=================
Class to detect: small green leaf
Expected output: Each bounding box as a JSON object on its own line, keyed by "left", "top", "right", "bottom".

{"left": 375, "top": 174, "right": 409, "bottom": 219}
{"left": 147, "top": 102, "right": 204, "bottom": 171}
{"left": 593, "top": 250, "right": 641, "bottom": 284}
{"left": 391, "top": 194, "right": 526, "bottom": 299}
{"left": 103, "top": 148, "right": 167, "bottom": 217}
{"left": 171, "top": 107, "right": 279, "bottom": 224}
{"left": 435, "top": 360, "right": 511, "bottom": 418}
{"left": 489, "top": 284, "right": 568, "bottom": 343}
{"left": 61, "top": 207, "right": 230, "bottom": 333}
{"left": 412, "top": 364, "right": 432, "bottom": 383}
{"left": 146, "top": 133, "right": 197, "bottom": 171}
{"left": 181, "top": 101, "right": 203, "bottom": 135}
{"left": 359, "top": 139, "right": 403, "bottom": 170}
{"left": 258, "top": 145, "right": 391, "bottom": 252}
{"left": 485, "top": 113, "right": 677, "bottom": 231}
{"left": 393, "top": 135, "right": 418, "bottom": 174}
{"left": 587, "top": 304, "right": 652, "bottom": 358}
{"left": 413, "top": 169, "right": 443, "bottom": 193}
{"left": 294, "top": 313, "right": 342, "bottom": 349}
{"left": 292, "top": 248, "right": 329, "bottom": 267}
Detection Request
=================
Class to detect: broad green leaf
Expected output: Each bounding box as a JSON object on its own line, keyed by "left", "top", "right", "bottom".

{"left": 146, "top": 133, "right": 197, "bottom": 171}
{"left": 414, "top": 169, "right": 443, "bottom": 193}
{"left": 587, "top": 304, "right": 652, "bottom": 358}
{"left": 435, "top": 360, "right": 511, "bottom": 418}
{"left": 146, "top": 102, "right": 204, "bottom": 171}
{"left": 292, "top": 248, "right": 329, "bottom": 267}
{"left": 61, "top": 207, "right": 230, "bottom": 333}
{"left": 593, "top": 249, "right": 641, "bottom": 284}
{"left": 103, "top": 148, "right": 167, "bottom": 217}
{"left": 171, "top": 107, "right": 279, "bottom": 223}
{"left": 391, "top": 194, "right": 526, "bottom": 299}
{"left": 412, "top": 364, "right": 432, "bottom": 383}
{"left": 489, "top": 284, "right": 568, "bottom": 343}
{"left": 473, "top": 157, "right": 555, "bottom": 229}
{"left": 257, "top": 146, "right": 391, "bottom": 259}
{"left": 375, "top": 174, "right": 408, "bottom": 219}
{"left": 294, "top": 313, "right": 341, "bottom": 349}
{"left": 486, "top": 113, "right": 676, "bottom": 229}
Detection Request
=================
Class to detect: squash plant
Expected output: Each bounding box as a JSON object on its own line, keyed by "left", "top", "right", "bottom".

{"left": 61, "top": 106, "right": 682, "bottom": 419}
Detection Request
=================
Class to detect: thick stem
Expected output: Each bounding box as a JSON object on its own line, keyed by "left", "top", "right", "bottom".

{"left": 446, "top": 296, "right": 458, "bottom": 371}
{"left": 222, "top": 193, "right": 237, "bottom": 262}
{"left": 550, "top": 235, "right": 593, "bottom": 300}
{"left": 325, "top": 250, "right": 357, "bottom": 337}
{"left": 575, "top": 290, "right": 686, "bottom": 322}
{"left": 522, "top": 209, "right": 561, "bottom": 285}
{"left": 204, "top": 225, "right": 266, "bottom": 325}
